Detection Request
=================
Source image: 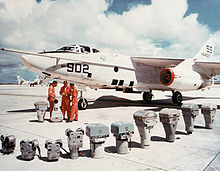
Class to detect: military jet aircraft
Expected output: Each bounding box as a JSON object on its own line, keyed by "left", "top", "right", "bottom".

{"left": 17, "top": 75, "right": 49, "bottom": 86}
{"left": 1, "top": 38, "right": 220, "bottom": 109}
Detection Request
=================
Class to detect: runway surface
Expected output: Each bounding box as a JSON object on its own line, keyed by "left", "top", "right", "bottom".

{"left": 0, "top": 85, "right": 220, "bottom": 171}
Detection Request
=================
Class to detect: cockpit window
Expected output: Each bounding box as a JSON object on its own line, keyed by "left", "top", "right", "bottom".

{"left": 57, "top": 46, "right": 77, "bottom": 52}
{"left": 56, "top": 45, "right": 100, "bottom": 54}
{"left": 92, "top": 48, "right": 100, "bottom": 53}
{"left": 80, "top": 45, "right": 90, "bottom": 53}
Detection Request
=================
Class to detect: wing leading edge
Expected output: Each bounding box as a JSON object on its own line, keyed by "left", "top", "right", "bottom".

{"left": 131, "top": 56, "right": 185, "bottom": 68}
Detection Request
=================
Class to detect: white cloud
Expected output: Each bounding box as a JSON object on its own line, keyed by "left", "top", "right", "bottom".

{"left": 0, "top": 0, "right": 220, "bottom": 68}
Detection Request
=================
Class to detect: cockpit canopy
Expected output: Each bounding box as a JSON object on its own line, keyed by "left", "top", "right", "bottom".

{"left": 56, "top": 45, "right": 100, "bottom": 54}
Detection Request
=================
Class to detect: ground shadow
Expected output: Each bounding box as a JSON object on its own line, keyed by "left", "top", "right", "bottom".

{"left": 87, "top": 95, "right": 220, "bottom": 110}
{"left": 105, "top": 146, "right": 116, "bottom": 153}
{"left": 194, "top": 125, "right": 207, "bottom": 129}
{"left": 7, "top": 95, "right": 220, "bottom": 112}
{"left": 79, "top": 149, "right": 91, "bottom": 158}
{"left": 29, "top": 119, "right": 52, "bottom": 123}
{"left": 29, "top": 119, "right": 40, "bottom": 123}
{"left": 7, "top": 108, "right": 50, "bottom": 113}
{"left": 128, "top": 141, "right": 140, "bottom": 148}
{"left": 41, "top": 157, "right": 50, "bottom": 162}
{"left": 166, "top": 95, "right": 220, "bottom": 109}
{"left": 151, "top": 136, "right": 166, "bottom": 142}
{"left": 0, "top": 149, "right": 14, "bottom": 155}
{"left": 16, "top": 155, "right": 36, "bottom": 161}
{"left": 87, "top": 95, "right": 181, "bottom": 111}
{"left": 175, "top": 130, "right": 188, "bottom": 135}
{"left": 7, "top": 108, "right": 37, "bottom": 113}
{"left": 60, "top": 151, "right": 70, "bottom": 159}
{"left": 167, "top": 95, "right": 220, "bottom": 101}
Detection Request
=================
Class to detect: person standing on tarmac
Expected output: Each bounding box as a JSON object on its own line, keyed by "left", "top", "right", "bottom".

{"left": 59, "top": 81, "right": 71, "bottom": 120}
{"left": 68, "top": 83, "right": 78, "bottom": 122}
{"left": 48, "top": 80, "right": 58, "bottom": 120}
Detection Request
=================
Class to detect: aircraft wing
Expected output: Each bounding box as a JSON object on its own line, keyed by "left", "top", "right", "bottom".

{"left": 195, "top": 61, "right": 220, "bottom": 75}
{"left": 1, "top": 48, "right": 134, "bottom": 71}
{"left": 131, "top": 57, "right": 185, "bottom": 68}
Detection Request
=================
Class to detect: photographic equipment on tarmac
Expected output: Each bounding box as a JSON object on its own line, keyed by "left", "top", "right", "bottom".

{"left": 20, "top": 139, "right": 41, "bottom": 160}
{"left": 111, "top": 121, "right": 134, "bottom": 154}
{"left": 34, "top": 101, "right": 48, "bottom": 122}
{"left": 133, "top": 110, "right": 157, "bottom": 148}
{"left": 45, "top": 139, "right": 62, "bottom": 161}
{"left": 54, "top": 99, "right": 58, "bottom": 104}
{"left": 86, "top": 123, "right": 109, "bottom": 159}
{"left": 51, "top": 99, "right": 63, "bottom": 122}
{"left": 1, "top": 135, "right": 16, "bottom": 154}
{"left": 65, "top": 128, "right": 84, "bottom": 159}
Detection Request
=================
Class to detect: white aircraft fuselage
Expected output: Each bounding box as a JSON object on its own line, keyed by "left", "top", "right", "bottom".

{"left": 20, "top": 48, "right": 210, "bottom": 92}
{"left": 21, "top": 50, "right": 139, "bottom": 90}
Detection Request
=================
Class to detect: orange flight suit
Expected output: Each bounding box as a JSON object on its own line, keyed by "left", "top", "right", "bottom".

{"left": 59, "top": 85, "right": 71, "bottom": 119}
{"left": 48, "top": 85, "right": 56, "bottom": 117}
{"left": 70, "top": 87, "right": 78, "bottom": 121}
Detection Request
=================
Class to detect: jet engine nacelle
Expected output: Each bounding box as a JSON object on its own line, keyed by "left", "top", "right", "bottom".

{"left": 159, "top": 68, "right": 203, "bottom": 91}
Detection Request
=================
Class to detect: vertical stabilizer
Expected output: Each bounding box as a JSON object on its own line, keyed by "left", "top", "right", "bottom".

{"left": 17, "top": 76, "right": 24, "bottom": 85}
{"left": 193, "top": 38, "right": 215, "bottom": 60}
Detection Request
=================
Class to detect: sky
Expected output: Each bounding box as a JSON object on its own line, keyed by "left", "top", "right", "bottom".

{"left": 0, "top": 0, "right": 220, "bottom": 83}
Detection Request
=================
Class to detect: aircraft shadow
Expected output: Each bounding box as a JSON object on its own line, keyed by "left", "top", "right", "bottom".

{"left": 167, "top": 95, "right": 220, "bottom": 102}
{"left": 6, "top": 95, "right": 220, "bottom": 113}
{"left": 88, "top": 95, "right": 220, "bottom": 110}
{"left": 87, "top": 95, "right": 181, "bottom": 111}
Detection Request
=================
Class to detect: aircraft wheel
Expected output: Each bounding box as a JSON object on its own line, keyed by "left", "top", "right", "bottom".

{"left": 78, "top": 98, "right": 88, "bottom": 110}
{"left": 172, "top": 91, "right": 182, "bottom": 104}
{"left": 143, "top": 92, "right": 153, "bottom": 102}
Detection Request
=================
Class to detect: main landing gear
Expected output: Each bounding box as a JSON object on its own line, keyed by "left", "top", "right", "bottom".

{"left": 172, "top": 91, "right": 182, "bottom": 105}
{"left": 78, "top": 91, "right": 88, "bottom": 110}
{"left": 142, "top": 91, "right": 153, "bottom": 102}
{"left": 142, "top": 90, "right": 182, "bottom": 105}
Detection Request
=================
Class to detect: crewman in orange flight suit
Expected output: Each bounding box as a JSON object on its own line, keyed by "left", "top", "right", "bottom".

{"left": 59, "top": 81, "right": 71, "bottom": 120}
{"left": 48, "top": 80, "right": 58, "bottom": 119}
{"left": 69, "top": 83, "right": 78, "bottom": 122}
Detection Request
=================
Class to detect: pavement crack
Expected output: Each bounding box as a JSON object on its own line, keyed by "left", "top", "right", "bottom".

{"left": 203, "top": 150, "right": 220, "bottom": 171}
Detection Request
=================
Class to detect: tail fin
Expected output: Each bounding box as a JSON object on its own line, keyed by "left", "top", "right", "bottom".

{"left": 36, "top": 75, "right": 42, "bottom": 84}
{"left": 17, "top": 76, "right": 24, "bottom": 85}
{"left": 193, "top": 37, "right": 215, "bottom": 60}
{"left": 17, "top": 76, "right": 24, "bottom": 81}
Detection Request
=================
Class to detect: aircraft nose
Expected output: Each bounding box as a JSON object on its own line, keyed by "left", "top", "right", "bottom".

{"left": 21, "top": 55, "right": 32, "bottom": 69}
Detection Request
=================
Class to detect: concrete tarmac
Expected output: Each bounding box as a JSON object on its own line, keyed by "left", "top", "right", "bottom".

{"left": 0, "top": 85, "right": 220, "bottom": 171}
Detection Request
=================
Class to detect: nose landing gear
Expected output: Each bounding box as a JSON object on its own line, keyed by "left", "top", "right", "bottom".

{"left": 78, "top": 91, "right": 88, "bottom": 110}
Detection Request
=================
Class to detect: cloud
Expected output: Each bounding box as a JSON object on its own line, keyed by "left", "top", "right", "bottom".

{"left": 0, "top": 0, "right": 220, "bottom": 82}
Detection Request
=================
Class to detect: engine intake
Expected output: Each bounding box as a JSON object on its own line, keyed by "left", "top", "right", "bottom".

{"left": 160, "top": 68, "right": 174, "bottom": 86}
